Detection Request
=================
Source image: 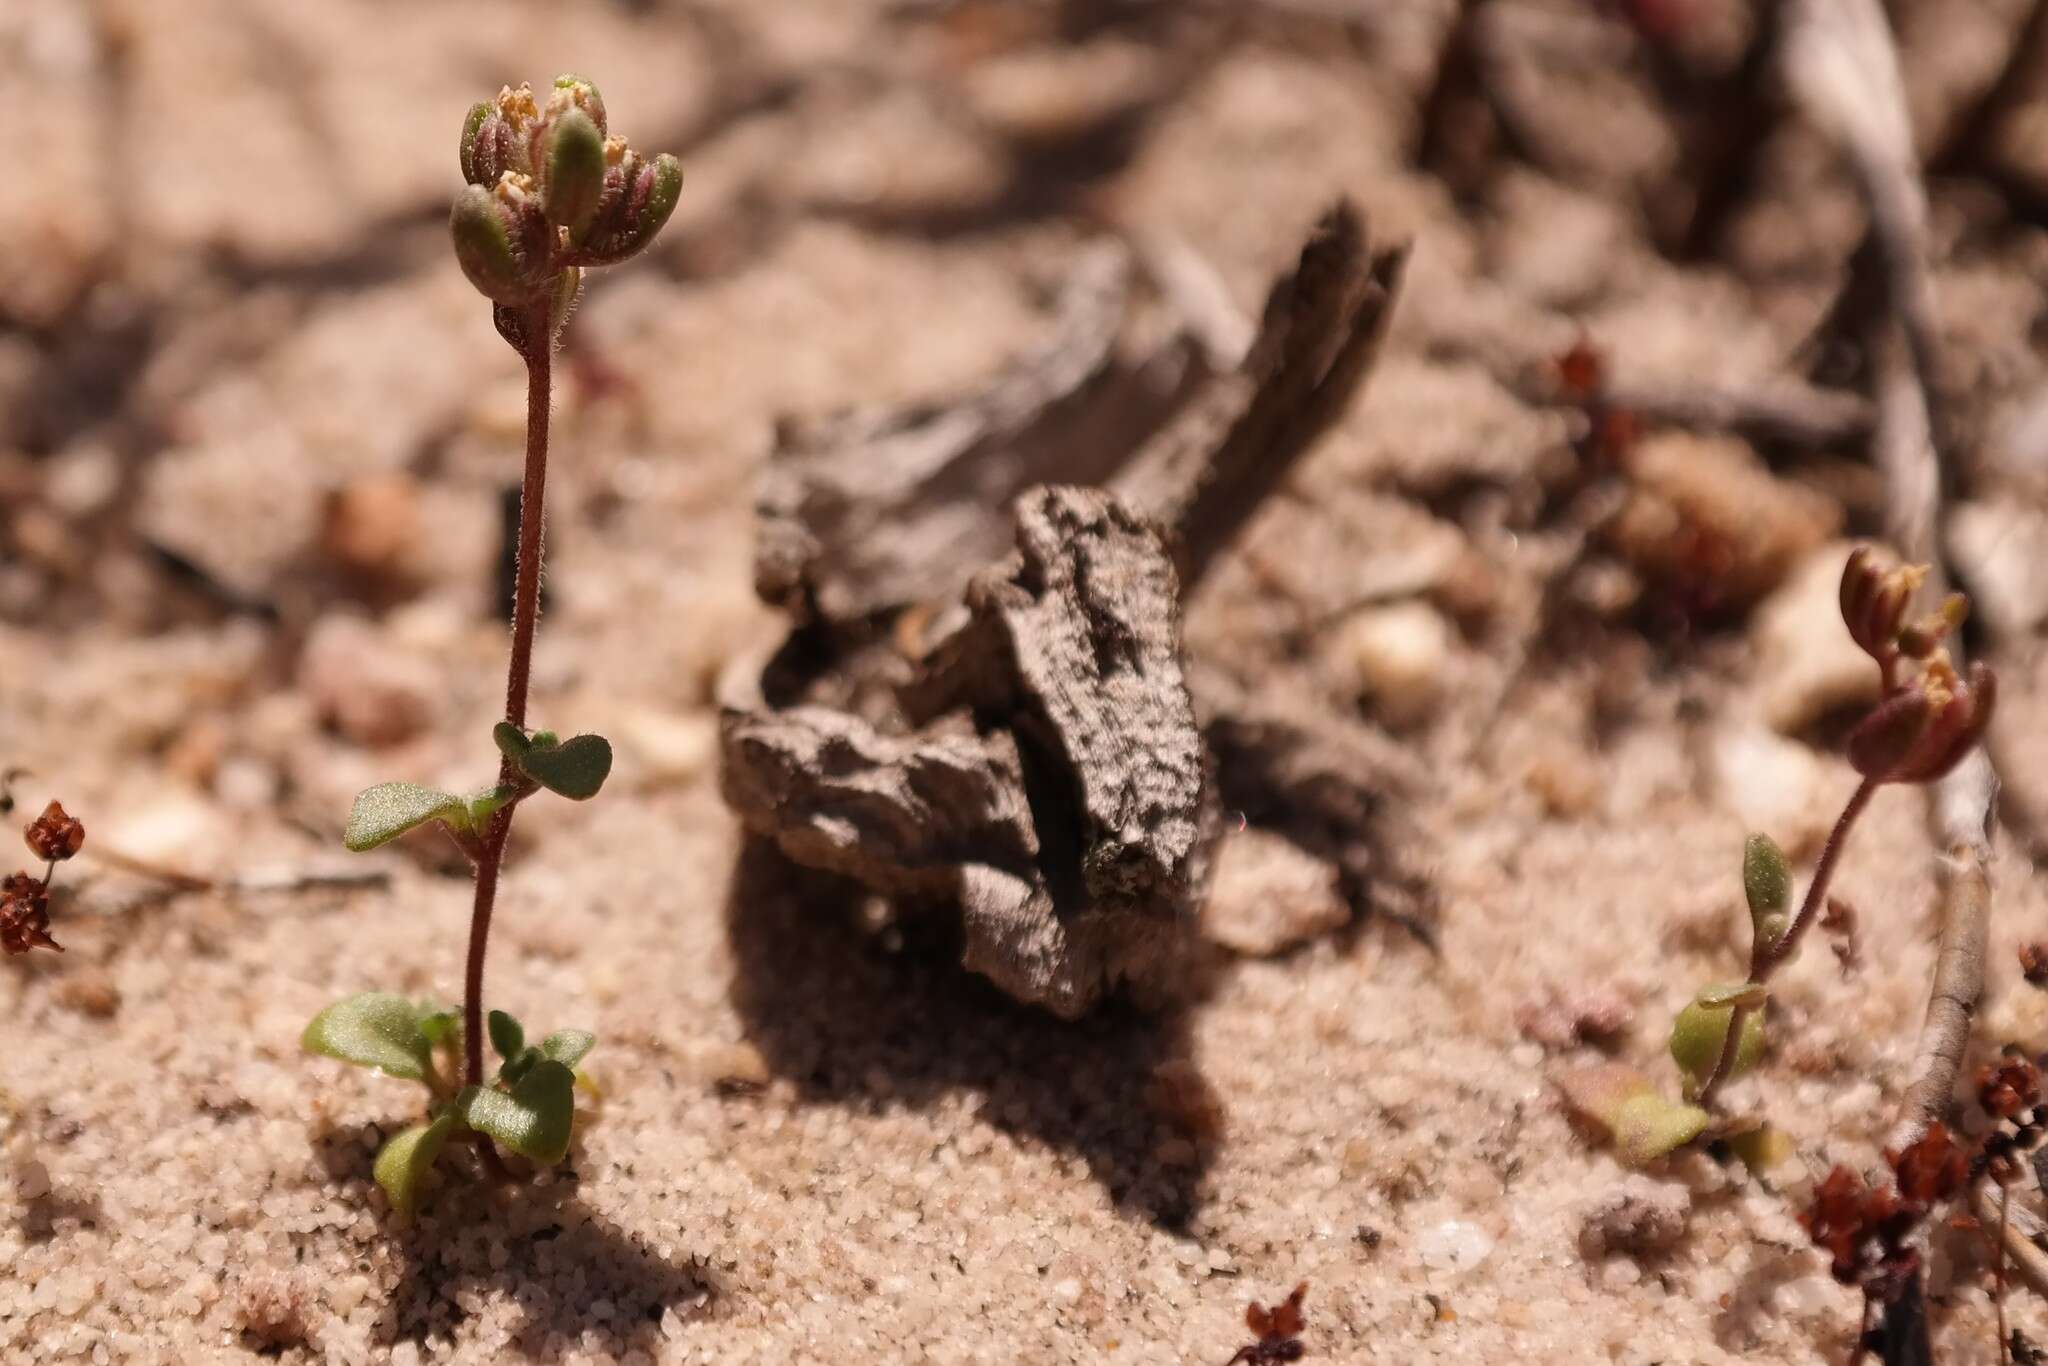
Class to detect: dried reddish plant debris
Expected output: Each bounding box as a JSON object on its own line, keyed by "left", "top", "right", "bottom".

{"left": 1890, "top": 1124, "right": 1968, "bottom": 1208}
{"left": 1977, "top": 1056, "right": 2042, "bottom": 1122}
{"left": 1803, "top": 1165, "right": 1878, "bottom": 1283}
{"left": 23, "top": 799, "right": 84, "bottom": 863}
{"left": 1228, "top": 1282, "right": 1308, "bottom": 1364}
{"left": 2019, "top": 942, "right": 2048, "bottom": 988}
{"left": 1802, "top": 1125, "right": 1967, "bottom": 1308}
{"left": 0, "top": 872, "right": 58, "bottom": 955}
{"left": 1971, "top": 1053, "right": 2048, "bottom": 1189}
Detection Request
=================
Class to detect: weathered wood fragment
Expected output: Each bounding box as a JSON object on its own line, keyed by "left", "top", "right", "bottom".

{"left": 722, "top": 200, "right": 1413, "bottom": 1015}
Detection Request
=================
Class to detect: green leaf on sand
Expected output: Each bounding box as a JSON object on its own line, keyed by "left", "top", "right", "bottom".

{"left": 541, "top": 1030, "right": 596, "bottom": 1070}
{"left": 375, "top": 1113, "right": 457, "bottom": 1219}
{"left": 302, "top": 993, "right": 433, "bottom": 1081}
{"left": 457, "top": 1059, "right": 577, "bottom": 1165}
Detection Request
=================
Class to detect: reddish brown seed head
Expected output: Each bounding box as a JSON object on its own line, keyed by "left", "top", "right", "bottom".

{"left": 23, "top": 800, "right": 84, "bottom": 863}
{"left": 1890, "top": 1123, "right": 1968, "bottom": 1209}
{"left": 2020, "top": 942, "right": 2048, "bottom": 987}
{"left": 0, "top": 872, "right": 58, "bottom": 955}
{"left": 1801, "top": 1165, "right": 1872, "bottom": 1280}
{"left": 1977, "top": 1057, "right": 2042, "bottom": 1121}
{"left": 1846, "top": 655, "right": 1995, "bottom": 785}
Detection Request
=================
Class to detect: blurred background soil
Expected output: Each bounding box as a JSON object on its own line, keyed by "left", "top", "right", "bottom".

{"left": 4, "top": 0, "right": 2048, "bottom": 1361}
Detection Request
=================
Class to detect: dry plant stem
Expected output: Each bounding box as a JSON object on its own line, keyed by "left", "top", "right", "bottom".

{"left": 1696, "top": 777, "right": 1878, "bottom": 1108}
{"left": 2000, "top": 1182, "right": 2013, "bottom": 1366}
{"left": 1789, "top": 0, "right": 2003, "bottom": 1166}
{"left": 1980, "top": 1184, "right": 2048, "bottom": 1300}
{"left": 1887, "top": 748, "right": 1996, "bottom": 1152}
{"left": 462, "top": 301, "right": 553, "bottom": 1095}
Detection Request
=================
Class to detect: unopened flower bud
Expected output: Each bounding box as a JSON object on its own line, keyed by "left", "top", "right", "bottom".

{"left": 576, "top": 151, "right": 682, "bottom": 265}
{"left": 460, "top": 85, "right": 541, "bottom": 188}
{"left": 451, "top": 182, "right": 553, "bottom": 306}
{"left": 541, "top": 108, "right": 607, "bottom": 236}
{"left": 23, "top": 801, "right": 84, "bottom": 863}
{"left": 1847, "top": 687, "right": 1936, "bottom": 781}
{"left": 1838, "top": 545, "right": 1924, "bottom": 662}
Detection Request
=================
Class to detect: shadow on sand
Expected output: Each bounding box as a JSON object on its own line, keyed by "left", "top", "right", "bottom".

{"left": 723, "top": 838, "right": 1221, "bottom": 1232}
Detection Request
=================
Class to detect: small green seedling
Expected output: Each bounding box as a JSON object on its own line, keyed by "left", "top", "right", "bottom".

{"left": 305, "top": 995, "right": 596, "bottom": 1215}
{"left": 305, "top": 74, "right": 678, "bottom": 1214}
{"left": 1562, "top": 546, "right": 1995, "bottom": 1167}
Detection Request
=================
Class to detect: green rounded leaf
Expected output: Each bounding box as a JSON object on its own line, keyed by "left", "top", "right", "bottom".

{"left": 457, "top": 1059, "right": 577, "bottom": 1165}
{"left": 1670, "top": 985, "right": 1767, "bottom": 1093}
{"left": 303, "top": 992, "right": 433, "bottom": 1081}
{"left": 375, "top": 1113, "right": 457, "bottom": 1219}
{"left": 1612, "top": 1093, "right": 1711, "bottom": 1166}
{"left": 488, "top": 1009, "right": 525, "bottom": 1061}
{"left": 345, "top": 783, "right": 466, "bottom": 852}
{"left": 541, "top": 1029, "right": 596, "bottom": 1070}
{"left": 518, "top": 734, "right": 613, "bottom": 800}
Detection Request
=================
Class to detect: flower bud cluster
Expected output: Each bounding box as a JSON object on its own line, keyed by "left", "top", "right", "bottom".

{"left": 450, "top": 76, "right": 682, "bottom": 350}
{"left": 1838, "top": 546, "right": 1995, "bottom": 787}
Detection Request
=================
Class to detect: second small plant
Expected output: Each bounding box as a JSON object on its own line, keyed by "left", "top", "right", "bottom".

{"left": 1563, "top": 545, "right": 1995, "bottom": 1166}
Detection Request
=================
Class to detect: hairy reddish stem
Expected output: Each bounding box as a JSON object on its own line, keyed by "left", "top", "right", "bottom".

{"left": 463, "top": 305, "right": 552, "bottom": 1093}
{"left": 1696, "top": 776, "right": 1879, "bottom": 1109}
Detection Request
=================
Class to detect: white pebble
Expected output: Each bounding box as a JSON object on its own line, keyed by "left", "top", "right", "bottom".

{"left": 1417, "top": 1219, "right": 1493, "bottom": 1272}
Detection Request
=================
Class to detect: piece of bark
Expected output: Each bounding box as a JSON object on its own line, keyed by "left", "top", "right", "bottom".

{"left": 720, "top": 705, "right": 1041, "bottom": 897}
{"left": 724, "top": 490, "right": 1205, "bottom": 1018}
{"left": 913, "top": 485, "right": 1208, "bottom": 914}
{"left": 755, "top": 241, "right": 1168, "bottom": 621}
{"left": 723, "top": 203, "right": 1415, "bottom": 1015}
{"left": 1112, "top": 202, "right": 1408, "bottom": 586}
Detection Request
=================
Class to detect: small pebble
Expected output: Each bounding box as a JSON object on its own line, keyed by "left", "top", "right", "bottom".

{"left": 1330, "top": 602, "right": 1452, "bottom": 727}
{"left": 1416, "top": 1219, "right": 1493, "bottom": 1272}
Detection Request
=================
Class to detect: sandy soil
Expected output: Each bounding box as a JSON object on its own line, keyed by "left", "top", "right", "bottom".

{"left": 5, "top": 1, "right": 2048, "bottom": 1362}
